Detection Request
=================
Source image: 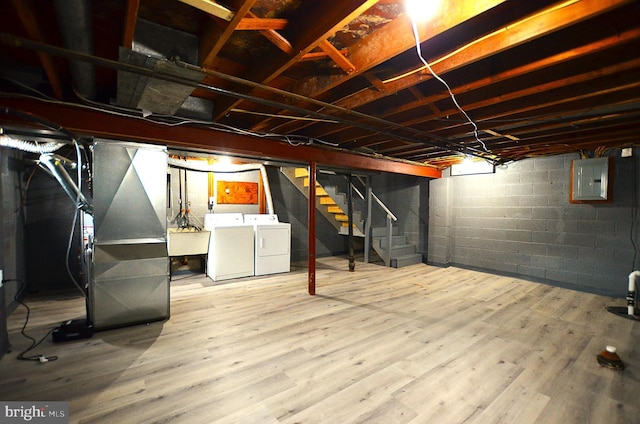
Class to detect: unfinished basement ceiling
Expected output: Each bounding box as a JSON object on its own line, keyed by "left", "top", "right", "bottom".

{"left": 0, "top": 0, "right": 639, "bottom": 170}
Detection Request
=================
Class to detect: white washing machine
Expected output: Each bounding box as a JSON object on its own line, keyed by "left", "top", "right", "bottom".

{"left": 204, "top": 213, "right": 255, "bottom": 281}
{"left": 244, "top": 214, "right": 291, "bottom": 276}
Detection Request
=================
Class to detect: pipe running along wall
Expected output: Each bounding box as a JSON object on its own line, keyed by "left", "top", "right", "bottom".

{"left": 167, "top": 157, "right": 274, "bottom": 215}
{"left": 628, "top": 271, "right": 640, "bottom": 315}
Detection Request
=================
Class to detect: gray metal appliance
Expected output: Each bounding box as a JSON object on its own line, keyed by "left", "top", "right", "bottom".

{"left": 0, "top": 282, "right": 9, "bottom": 359}
{"left": 88, "top": 140, "right": 169, "bottom": 330}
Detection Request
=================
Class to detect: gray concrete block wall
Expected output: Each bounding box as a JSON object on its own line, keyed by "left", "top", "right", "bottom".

{"left": 428, "top": 151, "right": 640, "bottom": 297}
{"left": 371, "top": 173, "right": 428, "bottom": 253}
{"left": 267, "top": 167, "right": 348, "bottom": 262}
{"left": 1, "top": 148, "right": 28, "bottom": 359}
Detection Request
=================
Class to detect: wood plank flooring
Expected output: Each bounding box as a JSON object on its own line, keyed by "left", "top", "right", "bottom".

{"left": 1, "top": 257, "right": 639, "bottom": 423}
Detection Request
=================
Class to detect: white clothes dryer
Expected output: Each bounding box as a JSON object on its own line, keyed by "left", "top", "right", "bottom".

{"left": 244, "top": 214, "right": 291, "bottom": 276}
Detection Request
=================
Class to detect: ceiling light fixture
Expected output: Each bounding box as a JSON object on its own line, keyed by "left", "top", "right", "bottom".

{"left": 405, "top": 0, "right": 441, "bottom": 22}
{"left": 451, "top": 156, "right": 495, "bottom": 176}
{"left": 179, "top": 0, "right": 234, "bottom": 21}
{"left": 405, "top": 0, "right": 489, "bottom": 155}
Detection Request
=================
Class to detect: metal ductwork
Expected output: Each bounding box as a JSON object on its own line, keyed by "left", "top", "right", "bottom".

{"left": 116, "top": 19, "right": 211, "bottom": 119}
{"left": 54, "top": 0, "right": 97, "bottom": 99}
{"left": 39, "top": 153, "right": 93, "bottom": 214}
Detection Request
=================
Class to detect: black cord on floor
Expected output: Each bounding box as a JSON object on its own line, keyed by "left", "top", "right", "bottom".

{"left": 10, "top": 279, "right": 58, "bottom": 363}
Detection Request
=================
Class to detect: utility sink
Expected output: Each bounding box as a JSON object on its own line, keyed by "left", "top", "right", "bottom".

{"left": 167, "top": 228, "right": 211, "bottom": 256}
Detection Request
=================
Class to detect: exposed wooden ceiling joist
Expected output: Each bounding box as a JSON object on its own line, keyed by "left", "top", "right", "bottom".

{"left": 0, "top": 0, "right": 638, "bottom": 170}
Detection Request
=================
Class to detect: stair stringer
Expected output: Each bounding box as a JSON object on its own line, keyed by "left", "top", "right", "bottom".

{"left": 280, "top": 167, "right": 354, "bottom": 234}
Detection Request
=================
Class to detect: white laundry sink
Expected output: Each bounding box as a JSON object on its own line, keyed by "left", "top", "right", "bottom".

{"left": 167, "top": 228, "right": 211, "bottom": 256}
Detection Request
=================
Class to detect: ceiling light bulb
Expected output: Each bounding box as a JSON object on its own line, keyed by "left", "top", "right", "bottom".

{"left": 217, "top": 156, "right": 232, "bottom": 166}
{"left": 405, "top": 0, "right": 441, "bottom": 22}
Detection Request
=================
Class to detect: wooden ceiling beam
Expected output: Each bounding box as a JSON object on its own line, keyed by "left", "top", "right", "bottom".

{"left": 332, "top": 0, "right": 636, "bottom": 113}
{"left": 484, "top": 106, "right": 640, "bottom": 144}
{"left": 364, "top": 73, "right": 387, "bottom": 92}
{"left": 318, "top": 39, "right": 355, "bottom": 74}
{"left": 259, "top": 0, "right": 508, "bottom": 134}
{"left": 279, "top": 0, "right": 637, "bottom": 144}
{"left": 408, "top": 57, "right": 640, "bottom": 132}
{"left": 200, "top": 0, "right": 259, "bottom": 68}
{"left": 293, "top": 0, "right": 509, "bottom": 99}
{"left": 386, "top": 25, "right": 640, "bottom": 119}
{"left": 421, "top": 61, "right": 640, "bottom": 137}
{"left": 283, "top": 0, "right": 639, "bottom": 144}
{"left": 236, "top": 17, "right": 288, "bottom": 31}
{"left": 494, "top": 130, "right": 639, "bottom": 160}
{"left": 212, "top": 0, "right": 381, "bottom": 120}
{"left": 246, "top": 11, "right": 293, "bottom": 54}
{"left": 122, "top": 0, "right": 140, "bottom": 49}
{"left": 300, "top": 49, "right": 349, "bottom": 62}
{"left": 0, "top": 97, "right": 441, "bottom": 178}
{"left": 386, "top": 89, "right": 640, "bottom": 158}
{"left": 491, "top": 120, "right": 640, "bottom": 150}
{"left": 9, "top": 0, "right": 64, "bottom": 99}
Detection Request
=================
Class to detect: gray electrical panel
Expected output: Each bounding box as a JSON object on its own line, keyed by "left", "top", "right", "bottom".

{"left": 570, "top": 157, "right": 611, "bottom": 203}
{"left": 89, "top": 140, "right": 169, "bottom": 330}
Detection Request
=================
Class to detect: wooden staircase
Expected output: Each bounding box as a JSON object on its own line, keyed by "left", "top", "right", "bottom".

{"left": 291, "top": 167, "right": 364, "bottom": 236}
{"left": 282, "top": 167, "right": 422, "bottom": 268}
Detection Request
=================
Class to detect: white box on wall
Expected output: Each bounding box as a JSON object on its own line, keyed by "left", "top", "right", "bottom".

{"left": 570, "top": 157, "right": 611, "bottom": 203}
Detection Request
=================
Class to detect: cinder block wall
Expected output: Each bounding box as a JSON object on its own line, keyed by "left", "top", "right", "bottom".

{"left": 370, "top": 173, "right": 430, "bottom": 255}
{"left": 428, "top": 151, "right": 639, "bottom": 297}
{"left": 1, "top": 148, "right": 28, "bottom": 359}
{"left": 267, "top": 167, "right": 348, "bottom": 262}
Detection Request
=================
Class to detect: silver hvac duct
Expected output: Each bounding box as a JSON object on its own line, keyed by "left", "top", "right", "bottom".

{"left": 39, "top": 153, "right": 93, "bottom": 214}
{"left": 53, "top": 0, "right": 97, "bottom": 99}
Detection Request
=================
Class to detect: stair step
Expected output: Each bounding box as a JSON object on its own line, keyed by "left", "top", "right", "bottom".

{"left": 378, "top": 244, "right": 416, "bottom": 258}
{"left": 372, "top": 226, "right": 400, "bottom": 237}
{"left": 375, "top": 235, "right": 408, "bottom": 248}
{"left": 339, "top": 226, "right": 365, "bottom": 237}
{"left": 284, "top": 167, "right": 365, "bottom": 237}
{"left": 391, "top": 253, "right": 423, "bottom": 268}
{"left": 341, "top": 221, "right": 359, "bottom": 227}
{"left": 303, "top": 177, "right": 322, "bottom": 187}
{"left": 319, "top": 197, "right": 336, "bottom": 205}
{"left": 294, "top": 168, "right": 308, "bottom": 178}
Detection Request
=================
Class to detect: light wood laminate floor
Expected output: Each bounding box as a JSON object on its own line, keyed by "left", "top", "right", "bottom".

{"left": 1, "top": 257, "right": 639, "bottom": 423}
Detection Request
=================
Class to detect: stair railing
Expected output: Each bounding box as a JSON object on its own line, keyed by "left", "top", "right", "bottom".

{"left": 353, "top": 176, "right": 397, "bottom": 267}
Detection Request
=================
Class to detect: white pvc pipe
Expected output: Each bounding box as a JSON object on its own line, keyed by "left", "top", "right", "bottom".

{"left": 628, "top": 271, "right": 640, "bottom": 315}
{"left": 167, "top": 157, "right": 274, "bottom": 215}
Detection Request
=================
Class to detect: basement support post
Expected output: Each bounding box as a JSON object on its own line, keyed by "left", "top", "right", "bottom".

{"left": 364, "top": 176, "right": 371, "bottom": 264}
{"left": 308, "top": 161, "right": 316, "bottom": 295}
{"left": 347, "top": 174, "right": 355, "bottom": 272}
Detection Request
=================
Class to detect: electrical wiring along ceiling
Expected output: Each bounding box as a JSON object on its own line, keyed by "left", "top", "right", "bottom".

{"left": 0, "top": 0, "right": 639, "bottom": 172}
